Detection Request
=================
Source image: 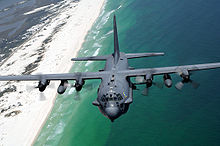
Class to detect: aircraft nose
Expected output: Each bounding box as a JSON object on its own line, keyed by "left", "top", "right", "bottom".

{"left": 105, "top": 106, "right": 120, "bottom": 122}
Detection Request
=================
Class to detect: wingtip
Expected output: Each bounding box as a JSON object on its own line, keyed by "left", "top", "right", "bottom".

{"left": 153, "top": 52, "right": 165, "bottom": 56}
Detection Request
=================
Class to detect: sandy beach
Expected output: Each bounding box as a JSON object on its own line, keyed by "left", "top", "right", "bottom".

{"left": 0, "top": 0, "right": 105, "bottom": 145}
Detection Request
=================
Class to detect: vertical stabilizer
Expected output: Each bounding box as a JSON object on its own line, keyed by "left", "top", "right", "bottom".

{"left": 113, "top": 15, "right": 120, "bottom": 64}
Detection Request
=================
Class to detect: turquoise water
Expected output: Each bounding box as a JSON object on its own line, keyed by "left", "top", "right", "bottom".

{"left": 35, "top": 0, "right": 220, "bottom": 145}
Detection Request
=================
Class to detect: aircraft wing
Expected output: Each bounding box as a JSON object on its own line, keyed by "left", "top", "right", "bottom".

{"left": 1, "top": 63, "right": 220, "bottom": 81}
{"left": 119, "top": 62, "right": 220, "bottom": 77}
{"left": 0, "top": 71, "right": 109, "bottom": 81}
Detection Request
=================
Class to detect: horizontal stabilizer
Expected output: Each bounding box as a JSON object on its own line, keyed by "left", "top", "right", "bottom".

{"left": 125, "top": 53, "right": 164, "bottom": 59}
{"left": 71, "top": 55, "right": 110, "bottom": 61}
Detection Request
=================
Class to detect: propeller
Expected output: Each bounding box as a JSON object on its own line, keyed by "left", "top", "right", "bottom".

{"left": 152, "top": 82, "right": 164, "bottom": 89}
{"left": 141, "top": 88, "right": 148, "bottom": 96}
{"left": 135, "top": 76, "right": 163, "bottom": 88}
{"left": 63, "top": 81, "right": 98, "bottom": 100}
{"left": 141, "top": 84, "right": 149, "bottom": 96}
{"left": 175, "top": 81, "right": 184, "bottom": 90}
{"left": 62, "top": 82, "right": 96, "bottom": 90}
{"left": 175, "top": 69, "right": 200, "bottom": 90}
{"left": 73, "top": 91, "right": 81, "bottom": 101}
{"left": 25, "top": 82, "right": 55, "bottom": 101}
{"left": 175, "top": 79, "right": 200, "bottom": 90}
{"left": 39, "top": 92, "right": 46, "bottom": 101}
{"left": 135, "top": 76, "right": 163, "bottom": 96}
{"left": 190, "top": 80, "right": 200, "bottom": 89}
{"left": 26, "top": 72, "right": 54, "bottom": 101}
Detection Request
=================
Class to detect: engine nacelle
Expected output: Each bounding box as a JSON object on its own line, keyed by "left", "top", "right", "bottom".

{"left": 146, "top": 79, "right": 152, "bottom": 87}
{"left": 182, "top": 75, "right": 190, "bottom": 82}
{"left": 164, "top": 74, "right": 172, "bottom": 88}
{"left": 180, "top": 69, "right": 190, "bottom": 82}
{"left": 75, "top": 79, "right": 84, "bottom": 92}
{"left": 75, "top": 83, "right": 83, "bottom": 91}
{"left": 57, "top": 80, "right": 68, "bottom": 94}
{"left": 38, "top": 79, "right": 50, "bottom": 92}
{"left": 145, "top": 74, "right": 153, "bottom": 87}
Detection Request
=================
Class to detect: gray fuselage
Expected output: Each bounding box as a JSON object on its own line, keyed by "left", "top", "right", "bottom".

{"left": 96, "top": 52, "right": 133, "bottom": 121}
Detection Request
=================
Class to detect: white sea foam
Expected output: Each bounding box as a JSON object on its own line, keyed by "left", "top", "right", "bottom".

{"left": 2, "top": 8, "right": 9, "bottom": 12}
{"left": 96, "top": 9, "right": 115, "bottom": 30}
{"left": 68, "top": 87, "right": 75, "bottom": 95}
{"left": 92, "top": 30, "right": 100, "bottom": 40}
{"left": 97, "top": 30, "right": 113, "bottom": 41}
{"left": 106, "top": 30, "right": 113, "bottom": 36}
{"left": 85, "top": 61, "right": 92, "bottom": 67}
{"left": 93, "top": 48, "right": 100, "bottom": 56}
{"left": 85, "top": 48, "right": 100, "bottom": 67}
{"left": 18, "top": 0, "right": 27, "bottom": 5}
{"left": 55, "top": 121, "right": 65, "bottom": 134}
{"left": 93, "top": 42, "right": 102, "bottom": 48}
{"left": 117, "top": 4, "right": 122, "bottom": 10}
{"left": 24, "top": 4, "right": 54, "bottom": 15}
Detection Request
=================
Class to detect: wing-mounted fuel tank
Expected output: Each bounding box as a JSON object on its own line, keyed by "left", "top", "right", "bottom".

{"left": 57, "top": 80, "right": 68, "bottom": 94}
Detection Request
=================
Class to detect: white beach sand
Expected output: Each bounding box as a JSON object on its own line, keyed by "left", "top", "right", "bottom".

{"left": 0, "top": 0, "right": 105, "bottom": 145}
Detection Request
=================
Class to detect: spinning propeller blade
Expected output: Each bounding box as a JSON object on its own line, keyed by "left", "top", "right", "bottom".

{"left": 175, "top": 81, "right": 184, "bottom": 90}
{"left": 141, "top": 87, "right": 149, "bottom": 96}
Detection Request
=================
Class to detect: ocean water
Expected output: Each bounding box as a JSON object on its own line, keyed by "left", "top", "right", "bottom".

{"left": 2, "top": 0, "right": 220, "bottom": 145}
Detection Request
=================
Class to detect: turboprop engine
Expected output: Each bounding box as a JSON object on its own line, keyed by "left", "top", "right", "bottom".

{"left": 37, "top": 79, "right": 50, "bottom": 92}
{"left": 145, "top": 74, "right": 153, "bottom": 87}
{"left": 75, "top": 79, "right": 85, "bottom": 92}
{"left": 140, "top": 74, "right": 153, "bottom": 96}
{"left": 175, "top": 69, "right": 199, "bottom": 90}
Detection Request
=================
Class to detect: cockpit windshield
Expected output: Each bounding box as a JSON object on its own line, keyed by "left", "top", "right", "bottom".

{"left": 101, "top": 93, "right": 123, "bottom": 102}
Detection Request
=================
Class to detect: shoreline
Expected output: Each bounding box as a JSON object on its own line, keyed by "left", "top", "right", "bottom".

{"left": 0, "top": 0, "right": 105, "bottom": 145}
{"left": 32, "top": 0, "right": 106, "bottom": 145}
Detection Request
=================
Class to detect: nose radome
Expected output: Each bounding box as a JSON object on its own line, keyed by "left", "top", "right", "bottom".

{"left": 105, "top": 106, "right": 120, "bottom": 122}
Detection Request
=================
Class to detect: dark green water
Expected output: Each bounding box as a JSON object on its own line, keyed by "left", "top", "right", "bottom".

{"left": 35, "top": 0, "right": 220, "bottom": 145}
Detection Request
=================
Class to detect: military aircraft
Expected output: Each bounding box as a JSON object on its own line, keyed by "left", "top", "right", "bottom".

{"left": 1, "top": 15, "right": 220, "bottom": 122}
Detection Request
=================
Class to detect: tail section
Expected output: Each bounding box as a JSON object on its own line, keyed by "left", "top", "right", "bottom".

{"left": 113, "top": 15, "right": 120, "bottom": 65}
{"left": 71, "top": 15, "right": 164, "bottom": 63}
{"left": 112, "top": 15, "right": 164, "bottom": 61}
